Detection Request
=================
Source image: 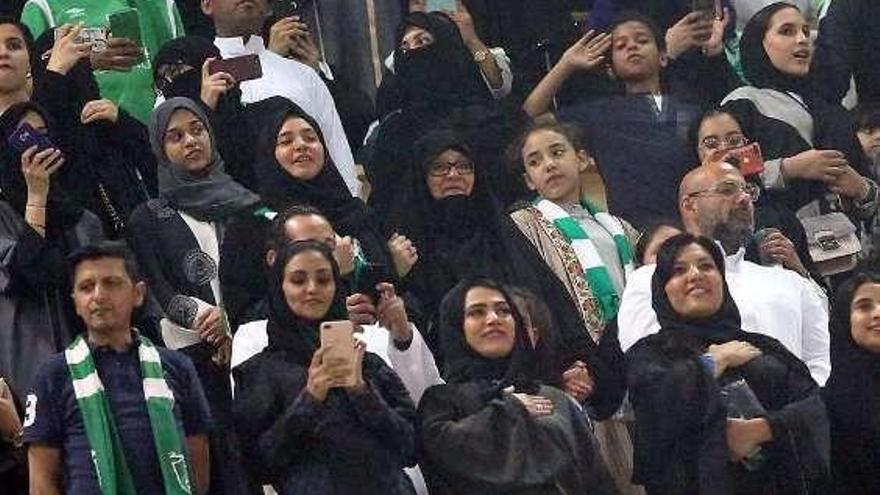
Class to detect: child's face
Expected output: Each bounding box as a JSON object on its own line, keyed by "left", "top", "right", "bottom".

{"left": 522, "top": 129, "right": 590, "bottom": 204}
{"left": 858, "top": 127, "right": 880, "bottom": 161}
{"left": 610, "top": 20, "right": 666, "bottom": 84}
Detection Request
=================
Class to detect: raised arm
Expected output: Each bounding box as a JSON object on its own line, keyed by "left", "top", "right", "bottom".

{"left": 523, "top": 31, "right": 612, "bottom": 118}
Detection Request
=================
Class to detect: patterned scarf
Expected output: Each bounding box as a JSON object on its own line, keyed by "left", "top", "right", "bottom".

{"left": 65, "top": 334, "right": 193, "bottom": 495}
{"left": 533, "top": 198, "right": 634, "bottom": 322}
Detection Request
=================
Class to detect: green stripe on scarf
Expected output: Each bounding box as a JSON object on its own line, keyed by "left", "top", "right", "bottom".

{"left": 533, "top": 198, "right": 635, "bottom": 322}
{"left": 66, "top": 334, "right": 193, "bottom": 495}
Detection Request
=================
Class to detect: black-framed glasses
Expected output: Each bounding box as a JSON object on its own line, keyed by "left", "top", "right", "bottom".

{"left": 700, "top": 133, "right": 748, "bottom": 151}
{"left": 687, "top": 180, "right": 761, "bottom": 202}
{"left": 428, "top": 160, "right": 475, "bottom": 177}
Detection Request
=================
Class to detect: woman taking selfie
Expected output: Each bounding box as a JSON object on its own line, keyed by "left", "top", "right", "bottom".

{"left": 233, "top": 241, "right": 417, "bottom": 495}
{"left": 824, "top": 272, "right": 880, "bottom": 494}
{"left": 626, "top": 233, "right": 829, "bottom": 495}
{"left": 417, "top": 278, "right": 618, "bottom": 495}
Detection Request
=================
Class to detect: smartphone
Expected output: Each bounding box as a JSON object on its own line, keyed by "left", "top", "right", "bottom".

{"left": 208, "top": 54, "right": 263, "bottom": 83}
{"left": 56, "top": 25, "right": 108, "bottom": 52}
{"left": 320, "top": 320, "right": 356, "bottom": 387}
{"left": 108, "top": 8, "right": 142, "bottom": 46}
{"left": 717, "top": 142, "right": 765, "bottom": 177}
{"left": 354, "top": 262, "right": 391, "bottom": 304}
{"left": 426, "top": 0, "right": 457, "bottom": 12}
{"left": 6, "top": 122, "right": 53, "bottom": 153}
{"left": 691, "top": 0, "right": 718, "bottom": 19}
{"left": 272, "top": 0, "right": 303, "bottom": 18}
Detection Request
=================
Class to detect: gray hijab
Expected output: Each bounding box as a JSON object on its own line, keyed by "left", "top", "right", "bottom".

{"left": 149, "top": 97, "right": 259, "bottom": 221}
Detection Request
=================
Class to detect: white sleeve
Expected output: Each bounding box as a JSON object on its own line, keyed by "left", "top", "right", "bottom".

{"left": 386, "top": 324, "right": 444, "bottom": 405}
{"left": 483, "top": 47, "right": 513, "bottom": 100}
{"left": 305, "top": 70, "right": 361, "bottom": 197}
{"left": 616, "top": 266, "right": 662, "bottom": 352}
{"left": 798, "top": 277, "right": 831, "bottom": 386}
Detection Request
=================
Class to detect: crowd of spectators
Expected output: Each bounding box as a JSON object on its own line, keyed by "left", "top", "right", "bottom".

{"left": 1, "top": 0, "right": 880, "bottom": 494}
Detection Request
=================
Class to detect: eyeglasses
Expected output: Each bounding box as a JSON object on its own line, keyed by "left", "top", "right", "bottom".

{"left": 687, "top": 180, "right": 761, "bottom": 202}
{"left": 428, "top": 160, "right": 475, "bottom": 177}
{"left": 700, "top": 134, "right": 748, "bottom": 151}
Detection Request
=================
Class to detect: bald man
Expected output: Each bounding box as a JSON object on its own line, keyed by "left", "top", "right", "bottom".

{"left": 617, "top": 162, "right": 831, "bottom": 385}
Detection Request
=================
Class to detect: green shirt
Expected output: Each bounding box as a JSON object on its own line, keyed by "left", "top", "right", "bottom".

{"left": 21, "top": 0, "right": 184, "bottom": 123}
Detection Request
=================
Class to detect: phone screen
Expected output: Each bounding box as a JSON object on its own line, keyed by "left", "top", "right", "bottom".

{"left": 108, "top": 8, "right": 142, "bottom": 45}
{"left": 426, "top": 0, "right": 457, "bottom": 12}
{"left": 714, "top": 142, "right": 765, "bottom": 177}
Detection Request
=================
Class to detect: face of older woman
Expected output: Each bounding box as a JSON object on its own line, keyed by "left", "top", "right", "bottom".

{"left": 275, "top": 117, "right": 326, "bottom": 181}
{"left": 763, "top": 7, "right": 812, "bottom": 77}
{"left": 463, "top": 286, "right": 516, "bottom": 359}
{"left": 849, "top": 282, "right": 880, "bottom": 354}
{"left": 426, "top": 149, "right": 476, "bottom": 199}
{"left": 282, "top": 249, "right": 337, "bottom": 321}
{"left": 664, "top": 242, "right": 724, "bottom": 319}
{"left": 163, "top": 108, "right": 213, "bottom": 174}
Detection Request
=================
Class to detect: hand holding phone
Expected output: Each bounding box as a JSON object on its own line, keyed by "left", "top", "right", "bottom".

{"left": 319, "top": 321, "right": 359, "bottom": 389}
{"left": 713, "top": 142, "right": 765, "bottom": 177}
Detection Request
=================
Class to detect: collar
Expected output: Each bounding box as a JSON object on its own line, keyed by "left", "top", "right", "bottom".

{"left": 87, "top": 329, "right": 140, "bottom": 354}
{"left": 724, "top": 246, "right": 747, "bottom": 272}
{"left": 214, "top": 35, "right": 265, "bottom": 55}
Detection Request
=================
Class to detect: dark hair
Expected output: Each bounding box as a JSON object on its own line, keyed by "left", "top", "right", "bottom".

{"left": 852, "top": 104, "right": 880, "bottom": 132}
{"left": 608, "top": 10, "right": 667, "bottom": 53}
{"left": 273, "top": 239, "right": 341, "bottom": 285}
{"left": 68, "top": 241, "right": 143, "bottom": 284}
{"left": 509, "top": 121, "right": 590, "bottom": 173}
{"left": 267, "top": 203, "right": 328, "bottom": 251}
{"left": 635, "top": 219, "right": 685, "bottom": 265}
{"left": 655, "top": 233, "right": 726, "bottom": 286}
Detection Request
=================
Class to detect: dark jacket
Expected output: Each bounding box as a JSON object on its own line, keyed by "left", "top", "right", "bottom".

{"left": 233, "top": 351, "right": 417, "bottom": 495}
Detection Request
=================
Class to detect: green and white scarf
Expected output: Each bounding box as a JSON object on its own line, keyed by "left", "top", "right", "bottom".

{"left": 533, "top": 198, "right": 635, "bottom": 322}
{"left": 65, "top": 334, "right": 193, "bottom": 495}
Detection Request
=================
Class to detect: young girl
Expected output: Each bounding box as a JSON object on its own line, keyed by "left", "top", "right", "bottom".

{"left": 510, "top": 121, "right": 641, "bottom": 495}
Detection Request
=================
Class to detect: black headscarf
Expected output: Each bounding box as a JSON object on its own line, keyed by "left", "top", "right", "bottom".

{"left": 437, "top": 278, "right": 541, "bottom": 392}
{"left": 651, "top": 233, "right": 810, "bottom": 372}
{"left": 825, "top": 271, "right": 880, "bottom": 433}
{"left": 0, "top": 101, "right": 84, "bottom": 230}
{"left": 149, "top": 97, "right": 259, "bottom": 221}
{"left": 153, "top": 36, "right": 222, "bottom": 101}
{"left": 248, "top": 96, "right": 369, "bottom": 234}
{"left": 378, "top": 12, "right": 491, "bottom": 117}
{"left": 265, "top": 240, "right": 348, "bottom": 366}
{"left": 740, "top": 3, "right": 809, "bottom": 95}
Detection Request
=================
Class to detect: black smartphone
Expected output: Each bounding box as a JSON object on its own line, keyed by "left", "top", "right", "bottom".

{"left": 207, "top": 54, "right": 263, "bottom": 83}
{"left": 272, "top": 0, "right": 303, "bottom": 18}
{"left": 691, "top": 0, "right": 718, "bottom": 20}
{"left": 354, "top": 263, "right": 391, "bottom": 304}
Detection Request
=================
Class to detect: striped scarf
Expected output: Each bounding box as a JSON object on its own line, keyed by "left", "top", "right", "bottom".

{"left": 533, "top": 198, "right": 634, "bottom": 321}
{"left": 65, "top": 334, "right": 193, "bottom": 495}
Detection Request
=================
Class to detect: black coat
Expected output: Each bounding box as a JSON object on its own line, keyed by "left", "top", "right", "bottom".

{"left": 418, "top": 382, "right": 619, "bottom": 495}
{"left": 233, "top": 351, "right": 417, "bottom": 495}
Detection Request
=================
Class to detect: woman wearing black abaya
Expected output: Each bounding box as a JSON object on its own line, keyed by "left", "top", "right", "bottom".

{"left": 387, "top": 129, "right": 625, "bottom": 419}
{"left": 626, "top": 233, "right": 829, "bottom": 495}
{"left": 0, "top": 101, "right": 103, "bottom": 391}
{"left": 722, "top": 3, "right": 877, "bottom": 223}
{"left": 233, "top": 240, "right": 417, "bottom": 494}
{"left": 417, "top": 278, "right": 619, "bottom": 495}
{"left": 824, "top": 272, "right": 880, "bottom": 495}
{"left": 369, "top": 11, "right": 526, "bottom": 218}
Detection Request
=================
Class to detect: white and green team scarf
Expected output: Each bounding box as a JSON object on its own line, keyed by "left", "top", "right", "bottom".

{"left": 533, "top": 198, "right": 635, "bottom": 322}
{"left": 65, "top": 334, "right": 193, "bottom": 495}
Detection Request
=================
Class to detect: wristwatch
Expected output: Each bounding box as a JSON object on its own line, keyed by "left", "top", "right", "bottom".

{"left": 472, "top": 49, "right": 490, "bottom": 63}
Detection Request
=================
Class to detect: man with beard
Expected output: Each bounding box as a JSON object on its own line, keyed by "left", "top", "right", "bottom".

{"left": 616, "top": 161, "right": 831, "bottom": 385}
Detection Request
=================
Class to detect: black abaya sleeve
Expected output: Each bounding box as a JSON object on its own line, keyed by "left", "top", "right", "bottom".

{"left": 585, "top": 322, "right": 627, "bottom": 420}
{"left": 419, "top": 383, "right": 576, "bottom": 493}
{"left": 626, "top": 337, "right": 730, "bottom": 493}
